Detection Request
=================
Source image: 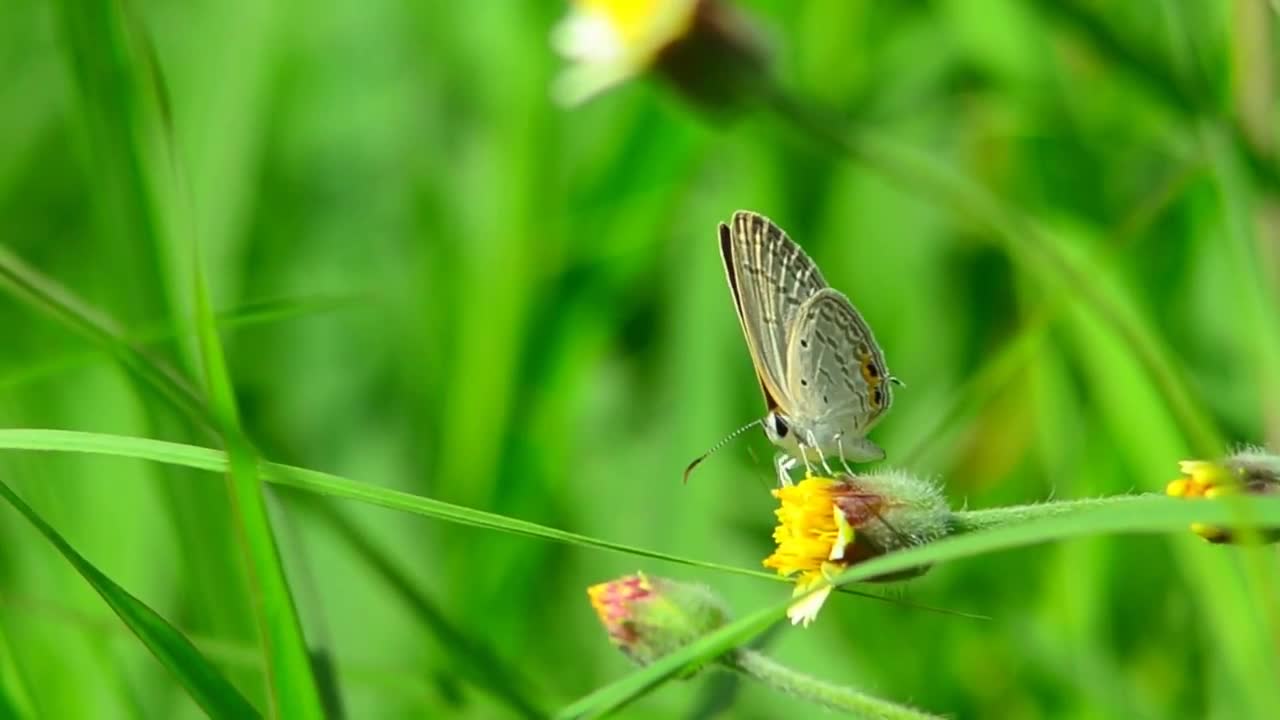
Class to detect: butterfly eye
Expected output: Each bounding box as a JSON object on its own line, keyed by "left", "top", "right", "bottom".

{"left": 771, "top": 413, "right": 789, "bottom": 438}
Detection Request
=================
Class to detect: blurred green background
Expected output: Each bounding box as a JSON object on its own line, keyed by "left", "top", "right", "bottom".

{"left": 3, "top": 0, "right": 1280, "bottom": 717}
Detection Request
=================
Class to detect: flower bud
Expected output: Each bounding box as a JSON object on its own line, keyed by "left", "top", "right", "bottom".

{"left": 587, "top": 572, "right": 729, "bottom": 669}
{"left": 763, "top": 471, "right": 951, "bottom": 626}
{"left": 1167, "top": 449, "right": 1280, "bottom": 543}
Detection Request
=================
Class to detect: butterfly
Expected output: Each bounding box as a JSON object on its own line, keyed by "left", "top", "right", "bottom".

{"left": 686, "top": 210, "right": 897, "bottom": 484}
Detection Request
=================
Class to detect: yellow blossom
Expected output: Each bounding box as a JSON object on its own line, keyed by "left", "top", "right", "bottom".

{"left": 762, "top": 471, "right": 950, "bottom": 626}
{"left": 763, "top": 477, "right": 857, "bottom": 626}
{"left": 1167, "top": 452, "right": 1280, "bottom": 543}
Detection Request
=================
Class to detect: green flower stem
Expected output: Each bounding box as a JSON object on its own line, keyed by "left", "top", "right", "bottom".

{"left": 721, "top": 649, "right": 942, "bottom": 720}
{"left": 948, "top": 495, "right": 1153, "bottom": 534}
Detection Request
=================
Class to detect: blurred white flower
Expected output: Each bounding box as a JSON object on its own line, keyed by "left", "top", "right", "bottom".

{"left": 551, "top": 0, "right": 700, "bottom": 105}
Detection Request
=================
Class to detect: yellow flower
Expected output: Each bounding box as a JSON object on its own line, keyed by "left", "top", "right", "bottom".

{"left": 763, "top": 472, "right": 950, "bottom": 627}
{"left": 763, "top": 478, "right": 854, "bottom": 626}
{"left": 551, "top": 0, "right": 700, "bottom": 105}
{"left": 1167, "top": 452, "right": 1280, "bottom": 543}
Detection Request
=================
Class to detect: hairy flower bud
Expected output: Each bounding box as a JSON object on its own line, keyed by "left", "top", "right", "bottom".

{"left": 587, "top": 572, "right": 729, "bottom": 669}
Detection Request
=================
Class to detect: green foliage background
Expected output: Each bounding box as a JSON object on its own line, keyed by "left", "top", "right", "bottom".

{"left": 2, "top": 0, "right": 1279, "bottom": 717}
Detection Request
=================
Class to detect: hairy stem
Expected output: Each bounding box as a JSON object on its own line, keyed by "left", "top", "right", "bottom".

{"left": 721, "top": 649, "right": 942, "bottom": 719}
{"left": 949, "top": 495, "right": 1153, "bottom": 534}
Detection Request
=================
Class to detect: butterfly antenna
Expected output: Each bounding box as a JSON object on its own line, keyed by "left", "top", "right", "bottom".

{"left": 683, "top": 419, "right": 762, "bottom": 484}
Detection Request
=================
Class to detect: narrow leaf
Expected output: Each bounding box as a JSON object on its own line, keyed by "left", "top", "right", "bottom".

{"left": 0, "top": 479, "right": 260, "bottom": 719}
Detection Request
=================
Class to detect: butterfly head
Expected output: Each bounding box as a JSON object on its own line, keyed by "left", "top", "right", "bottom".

{"left": 763, "top": 410, "right": 887, "bottom": 466}
{"left": 762, "top": 410, "right": 792, "bottom": 446}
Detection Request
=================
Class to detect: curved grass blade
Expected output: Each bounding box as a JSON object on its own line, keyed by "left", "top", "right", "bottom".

{"left": 0, "top": 429, "right": 940, "bottom": 600}
{"left": 555, "top": 494, "right": 1280, "bottom": 718}
{"left": 0, "top": 479, "right": 260, "bottom": 719}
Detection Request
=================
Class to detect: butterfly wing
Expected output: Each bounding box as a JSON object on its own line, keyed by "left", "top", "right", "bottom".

{"left": 719, "top": 211, "right": 828, "bottom": 412}
{"left": 784, "top": 287, "right": 893, "bottom": 432}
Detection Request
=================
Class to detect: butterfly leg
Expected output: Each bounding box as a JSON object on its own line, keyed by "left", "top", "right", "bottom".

{"left": 835, "top": 435, "right": 855, "bottom": 476}
{"left": 773, "top": 453, "right": 796, "bottom": 487}
{"left": 820, "top": 454, "right": 835, "bottom": 476}
{"left": 807, "top": 429, "right": 835, "bottom": 476}
{"left": 796, "top": 444, "right": 816, "bottom": 478}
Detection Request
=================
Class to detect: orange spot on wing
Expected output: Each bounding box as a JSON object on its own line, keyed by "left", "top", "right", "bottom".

{"left": 858, "top": 353, "right": 883, "bottom": 407}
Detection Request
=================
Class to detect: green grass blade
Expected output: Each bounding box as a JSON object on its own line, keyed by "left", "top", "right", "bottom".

{"left": 0, "top": 479, "right": 260, "bottom": 719}
{"left": 0, "top": 429, "right": 803, "bottom": 585}
{"left": 0, "top": 428, "right": 962, "bottom": 622}
{"left": 191, "top": 256, "right": 325, "bottom": 719}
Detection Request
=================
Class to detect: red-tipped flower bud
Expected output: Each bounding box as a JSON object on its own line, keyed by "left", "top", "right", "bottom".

{"left": 587, "top": 572, "right": 729, "bottom": 668}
